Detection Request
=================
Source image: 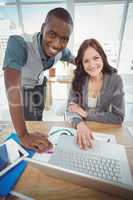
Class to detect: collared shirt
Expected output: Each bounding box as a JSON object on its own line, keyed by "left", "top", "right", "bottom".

{"left": 3, "top": 32, "right": 74, "bottom": 71}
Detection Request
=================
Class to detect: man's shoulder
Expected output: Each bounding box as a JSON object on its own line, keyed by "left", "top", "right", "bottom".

{"left": 8, "top": 34, "right": 27, "bottom": 48}
{"left": 6, "top": 34, "right": 28, "bottom": 56}
{"left": 62, "top": 48, "right": 71, "bottom": 54}
{"left": 3, "top": 35, "right": 28, "bottom": 70}
{"left": 61, "top": 48, "right": 74, "bottom": 62}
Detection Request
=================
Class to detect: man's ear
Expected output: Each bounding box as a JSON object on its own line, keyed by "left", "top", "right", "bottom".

{"left": 41, "top": 23, "right": 45, "bottom": 33}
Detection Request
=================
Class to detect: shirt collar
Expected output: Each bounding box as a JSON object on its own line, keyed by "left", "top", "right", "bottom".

{"left": 37, "top": 32, "right": 46, "bottom": 60}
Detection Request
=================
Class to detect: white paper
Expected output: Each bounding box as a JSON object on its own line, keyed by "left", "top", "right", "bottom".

{"left": 32, "top": 152, "right": 52, "bottom": 163}
{"left": 93, "top": 132, "right": 116, "bottom": 143}
{"left": 48, "top": 126, "right": 116, "bottom": 145}
{"left": 48, "top": 126, "right": 76, "bottom": 145}
{"left": 32, "top": 127, "right": 116, "bottom": 163}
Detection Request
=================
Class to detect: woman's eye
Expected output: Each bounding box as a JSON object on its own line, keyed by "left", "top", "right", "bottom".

{"left": 61, "top": 38, "right": 68, "bottom": 43}
{"left": 83, "top": 59, "right": 89, "bottom": 63}
{"left": 94, "top": 56, "right": 99, "bottom": 60}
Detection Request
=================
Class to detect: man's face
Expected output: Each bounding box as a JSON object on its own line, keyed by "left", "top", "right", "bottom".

{"left": 41, "top": 16, "right": 73, "bottom": 58}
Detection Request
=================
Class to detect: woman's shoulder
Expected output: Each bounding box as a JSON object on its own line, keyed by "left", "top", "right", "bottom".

{"left": 106, "top": 74, "right": 124, "bottom": 94}
{"left": 105, "top": 72, "right": 122, "bottom": 82}
{"left": 103, "top": 72, "right": 123, "bottom": 91}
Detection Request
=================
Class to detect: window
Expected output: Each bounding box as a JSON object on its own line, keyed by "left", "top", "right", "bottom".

{"left": 119, "top": 3, "right": 133, "bottom": 74}
{"left": 0, "top": 5, "right": 19, "bottom": 68}
{"left": 21, "top": 0, "right": 64, "bottom": 2}
{"left": 22, "top": 3, "right": 66, "bottom": 34}
{"left": 74, "top": 2, "right": 124, "bottom": 68}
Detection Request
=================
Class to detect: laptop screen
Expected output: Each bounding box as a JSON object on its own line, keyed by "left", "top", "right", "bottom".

{"left": 0, "top": 139, "right": 28, "bottom": 177}
{"left": 0, "top": 144, "right": 10, "bottom": 171}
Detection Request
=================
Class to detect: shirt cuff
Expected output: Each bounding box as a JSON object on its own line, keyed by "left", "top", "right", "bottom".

{"left": 71, "top": 117, "right": 83, "bottom": 128}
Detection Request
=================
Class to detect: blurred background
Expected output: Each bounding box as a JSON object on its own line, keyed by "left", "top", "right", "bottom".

{"left": 0, "top": 0, "right": 133, "bottom": 122}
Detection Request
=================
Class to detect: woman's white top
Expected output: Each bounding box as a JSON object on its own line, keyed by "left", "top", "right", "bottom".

{"left": 88, "top": 97, "right": 97, "bottom": 110}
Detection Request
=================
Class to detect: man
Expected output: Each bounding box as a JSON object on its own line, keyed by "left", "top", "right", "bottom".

{"left": 3, "top": 7, "right": 74, "bottom": 152}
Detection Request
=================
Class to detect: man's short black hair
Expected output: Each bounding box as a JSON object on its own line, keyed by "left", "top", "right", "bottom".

{"left": 45, "top": 7, "right": 73, "bottom": 27}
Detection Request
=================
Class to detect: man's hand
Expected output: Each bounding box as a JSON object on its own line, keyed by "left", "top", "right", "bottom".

{"left": 20, "top": 132, "right": 53, "bottom": 153}
{"left": 68, "top": 102, "right": 87, "bottom": 118}
{"left": 76, "top": 122, "right": 93, "bottom": 149}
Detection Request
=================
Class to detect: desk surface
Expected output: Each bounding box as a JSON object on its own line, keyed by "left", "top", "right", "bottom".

{"left": 1, "top": 121, "right": 133, "bottom": 200}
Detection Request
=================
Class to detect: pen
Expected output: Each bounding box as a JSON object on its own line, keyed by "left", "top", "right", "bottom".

{"left": 46, "top": 149, "right": 54, "bottom": 154}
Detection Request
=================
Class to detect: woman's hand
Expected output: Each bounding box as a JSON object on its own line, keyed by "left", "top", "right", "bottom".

{"left": 68, "top": 102, "right": 87, "bottom": 118}
{"left": 76, "top": 121, "right": 93, "bottom": 149}
{"left": 19, "top": 132, "right": 53, "bottom": 153}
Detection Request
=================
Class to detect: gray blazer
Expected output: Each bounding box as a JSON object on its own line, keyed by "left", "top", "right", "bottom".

{"left": 66, "top": 73, "right": 125, "bottom": 125}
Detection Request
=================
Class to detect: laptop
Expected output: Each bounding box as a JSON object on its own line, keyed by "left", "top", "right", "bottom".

{"left": 0, "top": 139, "right": 28, "bottom": 177}
{"left": 26, "top": 135, "right": 133, "bottom": 199}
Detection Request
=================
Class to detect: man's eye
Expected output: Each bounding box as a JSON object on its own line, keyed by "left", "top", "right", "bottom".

{"left": 49, "top": 32, "right": 56, "bottom": 38}
{"left": 61, "top": 38, "right": 68, "bottom": 43}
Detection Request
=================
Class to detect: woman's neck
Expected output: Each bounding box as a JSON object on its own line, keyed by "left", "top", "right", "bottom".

{"left": 90, "top": 72, "right": 103, "bottom": 82}
{"left": 88, "top": 72, "right": 103, "bottom": 98}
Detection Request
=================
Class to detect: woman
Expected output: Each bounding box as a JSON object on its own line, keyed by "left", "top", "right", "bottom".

{"left": 66, "top": 38, "right": 125, "bottom": 149}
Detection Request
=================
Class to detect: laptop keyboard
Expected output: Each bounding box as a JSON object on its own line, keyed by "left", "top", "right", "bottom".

{"left": 49, "top": 147, "right": 122, "bottom": 184}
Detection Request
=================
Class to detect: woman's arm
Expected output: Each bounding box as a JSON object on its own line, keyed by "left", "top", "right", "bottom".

{"left": 66, "top": 88, "right": 93, "bottom": 149}
{"left": 66, "top": 88, "right": 83, "bottom": 126}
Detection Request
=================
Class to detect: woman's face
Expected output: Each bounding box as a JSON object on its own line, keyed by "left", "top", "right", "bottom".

{"left": 82, "top": 46, "right": 103, "bottom": 78}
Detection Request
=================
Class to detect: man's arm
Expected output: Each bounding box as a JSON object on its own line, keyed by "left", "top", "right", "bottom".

{"left": 68, "top": 54, "right": 75, "bottom": 65}
{"left": 4, "top": 68, "right": 27, "bottom": 137}
{"left": 61, "top": 48, "right": 75, "bottom": 65}
{"left": 4, "top": 68, "right": 52, "bottom": 152}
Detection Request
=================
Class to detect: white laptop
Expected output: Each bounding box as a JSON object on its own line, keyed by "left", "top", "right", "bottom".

{"left": 0, "top": 139, "right": 29, "bottom": 177}
{"left": 26, "top": 135, "right": 133, "bottom": 199}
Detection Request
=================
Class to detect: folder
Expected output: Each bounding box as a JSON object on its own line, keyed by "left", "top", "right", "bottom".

{"left": 0, "top": 133, "right": 35, "bottom": 196}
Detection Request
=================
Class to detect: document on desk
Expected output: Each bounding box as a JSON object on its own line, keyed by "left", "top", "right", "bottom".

{"left": 32, "top": 152, "right": 52, "bottom": 163}
{"left": 32, "top": 126, "right": 116, "bottom": 163}
{"left": 48, "top": 126, "right": 116, "bottom": 145}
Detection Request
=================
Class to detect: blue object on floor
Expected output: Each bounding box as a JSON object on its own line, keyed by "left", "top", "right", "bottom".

{"left": 0, "top": 133, "right": 35, "bottom": 196}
